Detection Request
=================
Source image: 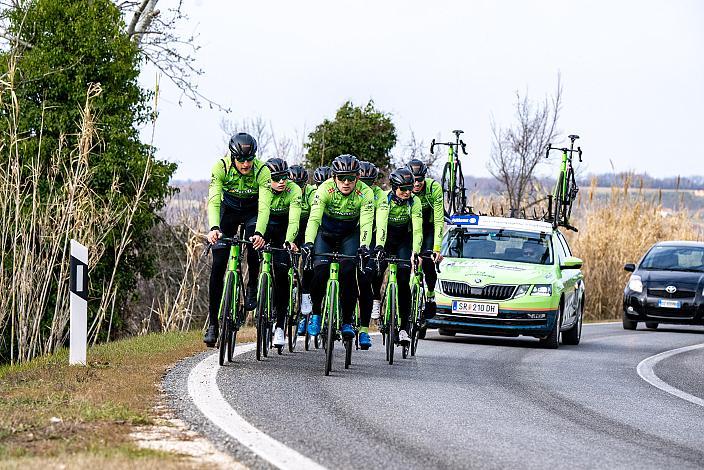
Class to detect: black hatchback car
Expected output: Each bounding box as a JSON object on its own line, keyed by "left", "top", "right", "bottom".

{"left": 623, "top": 241, "right": 704, "bottom": 330}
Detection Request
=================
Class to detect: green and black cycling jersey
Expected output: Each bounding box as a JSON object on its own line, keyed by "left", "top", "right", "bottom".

{"left": 304, "top": 179, "right": 375, "bottom": 246}
{"left": 414, "top": 177, "right": 444, "bottom": 251}
{"left": 300, "top": 183, "right": 317, "bottom": 220}
{"left": 262, "top": 180, "right": 302, "bottom": 243}
{"left": 207, "top": 156, "right": 272, "bottom": 230}
{"left": 375, "top": 191, "right": 423, "bottom": 252}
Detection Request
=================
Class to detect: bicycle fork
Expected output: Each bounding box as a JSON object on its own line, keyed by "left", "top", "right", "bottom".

{"left": 322, "top": 261, "right": 341, "bottom": 336}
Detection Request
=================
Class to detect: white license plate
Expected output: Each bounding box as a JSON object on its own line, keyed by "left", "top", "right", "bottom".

{"left": 658, "top": 299, "right": 681, "bottom": 309}
{"left": 452, "top": 300, "right": 499, "bottom": 316}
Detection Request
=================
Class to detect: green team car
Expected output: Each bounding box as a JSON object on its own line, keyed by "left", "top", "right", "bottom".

{"left": 428, "top": 215, "right": 585, "bottom": 348}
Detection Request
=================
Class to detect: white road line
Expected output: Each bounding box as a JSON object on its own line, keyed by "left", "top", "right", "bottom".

{"left": 637, "top": 343, "right": 704, "bottom": 408}
{"left": 188, "top": 345, "right": 327, "bottom": 470}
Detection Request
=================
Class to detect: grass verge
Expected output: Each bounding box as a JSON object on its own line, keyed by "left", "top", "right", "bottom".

{"left": 0, "top": 327, "right": 256, "bottom": 469}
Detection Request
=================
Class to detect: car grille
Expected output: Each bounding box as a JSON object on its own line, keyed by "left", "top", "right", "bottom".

{"left": 647, "top": 288, "right": 695, "bottom": 299}
{"left": 441, "top": 281, "right": 516, "bottom": 300}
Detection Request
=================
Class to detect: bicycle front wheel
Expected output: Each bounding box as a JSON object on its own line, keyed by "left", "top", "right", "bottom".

{"left": 387, "top": 283, "right": 397, "bottom": 365}
{"left": 228, "top": 277, "right": 245, "bottom": 363}
{"left": 218, "top": 272, "right": 234, "bottom": 367}
{"left": 256, "top": 276, "right": 270, "bottom": 361}
{"left": 553, "top": 171, "right": 564, "bottom": 226}
{"left": 454, "top": 163, "right": 466, "bottom": 214}
{"left": 441, "top": 162, "right": 455, "bottom": 216}
{"left": 410, "top": 283, "right": 423, "bottom": 357}
{"left": 324, "top": 283, "right": 337, "bottom": 376}
{"left": 288, "top": 274, "right": 301, "bottom": 353}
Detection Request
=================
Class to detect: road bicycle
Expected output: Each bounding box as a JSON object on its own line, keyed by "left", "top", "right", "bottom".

{"left": 307, "top": 251, "right": 360, "bottom": 376}
{"left": 204, "top": 228, "right": 252, "bottom": 367}
{"left": 431, "top": 129, "right": 468, "bottom": 216}
{"left": 378, "top": 255, "right": 413, "bottom": 364}
{"left": 409, "top": 252, "right": 441, "bottom": 356}
{"left": 545, "top": 135, "right": 583, "bottom": 231}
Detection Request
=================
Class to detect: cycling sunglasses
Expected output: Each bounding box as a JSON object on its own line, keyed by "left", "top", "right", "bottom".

{"left": 336, "top": 173, "right": 357, "bottom": 182}
{"left": 398, "top": 185, "right": 413, "bottom": 192}
{"left": 271, "top": 173, "right": 288, "bottom": 182}
{"left": 413, "top": 176, "right": 425, "bottom": 183}
{"left": 234, "top": 154, "right": 256, "bottom": 163}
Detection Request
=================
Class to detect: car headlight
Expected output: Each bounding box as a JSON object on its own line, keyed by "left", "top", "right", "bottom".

{"left": 531, "top": 284, "right": 552, "bottom": 296}
{"left": 628, "top": 275, "right": 643, "bottom": 293}
{"left": 513, "top": 284, "right": 531, "bottom": 298}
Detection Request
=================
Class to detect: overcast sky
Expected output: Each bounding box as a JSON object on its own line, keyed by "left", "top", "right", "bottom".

{"left": 140, "top": 0, "right": 704, "bottom": 181}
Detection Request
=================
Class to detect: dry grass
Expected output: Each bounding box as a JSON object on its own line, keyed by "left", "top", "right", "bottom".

{"left": 0, "top": 54, "right": 164, "bottom": 362}
{"left": 0, "top": 328, "right": 256, "bottom": 466}
{"left": 124, "top": 187, "right": 211, "bottom": 335}
{"left": 567, "top": 179, "right": 702, "bottom": 320}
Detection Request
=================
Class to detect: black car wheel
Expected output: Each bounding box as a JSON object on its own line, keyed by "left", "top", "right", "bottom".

{"left": 645, "top": 322, "right": 659, "bottom": 330}
{"left": 540, "top": 305, "right": 561, "bottom": 349}
{"left": 622, "top": 313, "right": 638, "bottom": 330}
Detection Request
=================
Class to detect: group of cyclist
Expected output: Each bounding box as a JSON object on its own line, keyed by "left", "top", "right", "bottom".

{"left": 204, "top": 132, "right": 444, "bottom": 351}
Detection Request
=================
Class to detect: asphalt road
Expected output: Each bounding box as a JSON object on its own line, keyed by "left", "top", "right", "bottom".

{"left": 166, "top": 323, "right": 704, "bottom": 469}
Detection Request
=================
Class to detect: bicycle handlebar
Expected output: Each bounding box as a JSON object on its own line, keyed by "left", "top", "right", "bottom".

{"left": 202, "top": 235, "right": 254, "bottom": 256}
{"left": 430, "top": 140, "right": 468, "bottom": 156}
{"left": 545, "top": 144, "right": 583, "bottom": 162}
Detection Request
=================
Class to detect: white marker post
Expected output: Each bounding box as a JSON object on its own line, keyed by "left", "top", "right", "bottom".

{"left": 70, "top": 240, "right": 88, "bottom": 365}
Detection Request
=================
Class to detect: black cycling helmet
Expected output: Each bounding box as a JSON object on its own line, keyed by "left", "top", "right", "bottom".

{"left": 229, "top": 132, "right": 257, "bottom": 160}
{"left": 331, "top": 154, "right": 360, "bottom": 175}
{"left": 359, "top": 161, "right": 379, "bottom": 183}
{"left": 288, "top": 165, "right": 308, "bottom": 186}
{"left": 265, "top": 158, "right": 289, "bottom": 179}
{"left": 405, "top": 159, "right": 428, "bottom": 178}
{"left": 313, "top": 166, "right": 332, "bottom": 185}
{"left": 389, "top": 168, "right": 415, "bottom": 190}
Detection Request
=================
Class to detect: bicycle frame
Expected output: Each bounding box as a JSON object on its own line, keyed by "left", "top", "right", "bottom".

{"left": 383, "top": 262, "right": 399, "bottom": 327}
{"left": 321, "top": 261, "right": 341, "bottom": 336}
{"left": 257, "top": 251, "right": 273, "bottom": 315}
{"left": 217, "top": 242, "right": 243, "bottom": 322}
{"left": 410, "top": 263, "right": 424, "bottom": 325}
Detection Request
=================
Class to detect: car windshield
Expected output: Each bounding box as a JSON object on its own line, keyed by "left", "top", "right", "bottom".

{"left": 640, "top": 245, "right": 704, "bottom": 272}
{"left": 442, "top": 228, "right": 553, "bottom": 265}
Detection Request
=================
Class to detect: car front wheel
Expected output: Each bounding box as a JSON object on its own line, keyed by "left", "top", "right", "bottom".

{"left": 540, "top": 305, "right": 561, "bottom": 349}
{"left": 622, "top": 313, "right": 638, "bottom": 330}
{"left": 645, "top": 322, "right": 659, "bottom": 330}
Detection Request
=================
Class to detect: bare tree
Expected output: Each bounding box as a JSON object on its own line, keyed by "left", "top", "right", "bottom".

{"left": 120, "top": 0, "right": 228, "bottom": 111}
{"left": 393, "top": 128, "right": 443, "bottom": 178}
{"left": 489, "top": 76, "right": 562, "bottom": 212}
{"left": 220, "top": 116, "right": 307, "bottom": 164}
{"left": 1, "top": 1, "right": 227, "bottom": 111}
{"left": 220, "top": 116, "right": 273, "bottom": 158}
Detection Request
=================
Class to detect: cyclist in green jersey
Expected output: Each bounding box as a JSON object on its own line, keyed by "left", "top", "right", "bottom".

{"left": 288, "top": 165, "right": 317, "bottom": 335}
{"left": 301, "top": 155, "right": 375, "bottom": 339}
{"left": 357, "top": 161, "right": 383, "bottom": 349}
{"left": 373, "top": 168, "right": 423, "bottom": 343}
{"left": 204, "top": 133, "right": 272, "bottom": 346}
{"left": 262, "top": 158, "right": 302, "bottom": 347}
{"left": 405, "top": 159, "right": 444, "bottom": 320}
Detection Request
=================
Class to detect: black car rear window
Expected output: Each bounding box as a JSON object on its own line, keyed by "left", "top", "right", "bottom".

{"left": 640, "top": 245, "right": 704, "bottom": 272}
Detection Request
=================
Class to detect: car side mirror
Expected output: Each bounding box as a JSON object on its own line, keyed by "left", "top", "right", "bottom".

{"left": 624, "top": 263, "right": 635, "bottom": 272}
{"left": 560, "top": 256, "right": 583, "bottom": 270}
